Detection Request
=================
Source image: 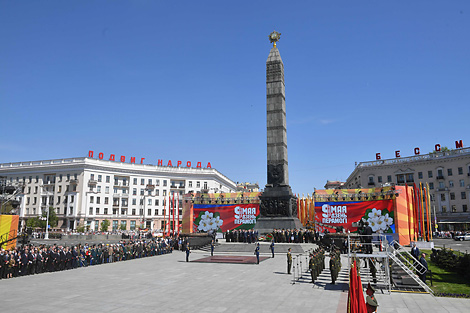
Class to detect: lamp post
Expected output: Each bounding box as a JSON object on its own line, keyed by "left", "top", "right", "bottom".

{"left": 45, "top": 207, "right": 50, "bottom": 239}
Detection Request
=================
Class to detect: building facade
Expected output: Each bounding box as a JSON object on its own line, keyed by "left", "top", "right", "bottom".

{"left": 324, "top": 180, "right": 345, "bottom": 190}
{"left": 0, "top": 157, "right": 237, "bottom": 231}
{"left": 344, "top": 147, "right": 470, "bottom": 231}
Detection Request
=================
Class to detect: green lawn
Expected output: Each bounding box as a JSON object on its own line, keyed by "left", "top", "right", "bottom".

{"left": 421, "top": 249, "right": 470, "bottom": 296}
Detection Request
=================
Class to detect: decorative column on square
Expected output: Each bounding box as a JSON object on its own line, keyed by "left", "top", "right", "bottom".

{"left": 257, "top": 31, "right": 299, "bottom": 231}
{"left": 266, "top": 31, "right": 289, "bottom": 188}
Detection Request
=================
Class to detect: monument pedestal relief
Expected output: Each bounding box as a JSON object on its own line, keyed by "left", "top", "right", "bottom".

{"left": 255, "top": 31, "right": 301, "bottom": 234}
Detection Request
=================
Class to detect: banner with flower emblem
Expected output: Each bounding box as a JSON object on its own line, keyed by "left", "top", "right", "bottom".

{"left": 315, "top": 200, "right": 394, "bottom": 233}
{"left": 193, "top": 203, "right": 260, "bottom": 232}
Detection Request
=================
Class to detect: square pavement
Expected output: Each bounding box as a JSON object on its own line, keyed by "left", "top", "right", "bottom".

{"left": 0, "top": 246, "right": 469, "bottom": 312}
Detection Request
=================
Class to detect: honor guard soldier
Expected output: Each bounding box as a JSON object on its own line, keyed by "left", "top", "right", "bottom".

{"left": 330, "top": 253, "right": 337, "bottom": 284}
{"left": 255, "top": 243, "right": 260, "bottom": 264}
{"left": 287, "top": 248, "right": 292, "bottom": 274}
{"left": 309, "top": 253, "right": 315, "bottom": 283}
{"left": 186, "top": 245, "right": 191, "bottom": 262}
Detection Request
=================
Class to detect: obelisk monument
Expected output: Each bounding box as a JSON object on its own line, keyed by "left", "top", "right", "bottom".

{"left": 256, "top": 31, "right": 300, "bottom": 233}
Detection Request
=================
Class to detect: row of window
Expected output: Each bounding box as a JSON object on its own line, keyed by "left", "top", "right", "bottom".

{"left": 89, "top": 220, "right": 179, "bottom": 231}
{"left": 441, "top": 204, "right": 468, "bottom": 213}
{"left": 26, "top": 184, "right": 77, "bottom": 194}
{"left": 90, "top": 196, "right": 183, "bottom": 207}
{"left": 89, "top": 185, "right": 186, "bottom": 197}
{"left": 25, "top": 195, "right": 75, "bottom": 206}
{"left": 369, "top": 167, "right": 470, "bottom": 184}
{"left": 25, "top": 207, "right": 74, "bottom": 216}
{"left": 439, "top": 192, "right": 467, "bottom": 201}
{"left": 88, "top": 207, "right": 182, "bottom": 217}
{"left": 90, "top": 174, "right": 207, "bottom": 189}
{"left": 428, "top": 180, "right": 467, "bottom": 190}
{"left": 9, "top": 174, "right": 79, "bottom": 184}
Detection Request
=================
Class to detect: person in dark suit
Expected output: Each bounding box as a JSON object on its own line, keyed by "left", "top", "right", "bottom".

{"left": 71, "top": 246, "right": 78, "bottom": 268}
{"left": 419, "top": 253, "right": 428, "bottom": 283}
{"left": 363, "top": 222, "right": 373, "bottom": 254}
{"left": 20, "top": 248, "right": 29, "bottom": 276}
{"left": 255, "top": 243, "right": 260, "bottom": 264}
{"left": 411, "top": 243, "right": 420, "bottom": 260}
{"left": 210, "top": 241, "right": 214, "bottom": 257}
{"left": 59, "top": 247, "right": 66, "bottom": 270}
{"left": 28, "top": 248, "right": 35, "bottom": 275}
{"left": 270, "top": 240, "right": 275, "bottom": 258}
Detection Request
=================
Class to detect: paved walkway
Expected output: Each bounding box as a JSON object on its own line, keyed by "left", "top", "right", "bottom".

{"left": 0, "top": 244, "right": 469, "bottom": 312}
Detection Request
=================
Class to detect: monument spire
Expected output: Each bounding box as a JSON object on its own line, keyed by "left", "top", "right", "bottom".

{"left": 266, "top": 31, "right": 289, "bottom": 188}
{"left": 256, "top": 31, "right": 299, "bottom": 230}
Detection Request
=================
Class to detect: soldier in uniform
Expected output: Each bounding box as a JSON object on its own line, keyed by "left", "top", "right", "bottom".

{"left": 365, "top": 283, "right": 378, "bottom": 312}
{"left": 287, "top": 248, "right": 292, "bottom": 274}
{"left": 186, "top": 245, "right": 191, "bottom": 262}
{"left": 254, "top": 243, "right": 260, "bottom": 264}
{"left": 270, "top": 240, "right": 274, "bottom": 258}
{"left": 369, "top": 258, "right": 377, "bottom": 284}
{"left": 309, "top": 253, "right": 315, "bottom": 283}
{"left": 330, "top": 253, "right": 336, "bottom": 284}
{"left": 210, "top": 241, "right": 215, "bottom": 257}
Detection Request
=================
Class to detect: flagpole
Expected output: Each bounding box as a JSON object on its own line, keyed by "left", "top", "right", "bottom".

{"left": 405, "top": 184, "right": 413, "bottom": 242}
{"left": 176, "top": 193, "right": 180, "bottom": 235}
{"left": 420, "top": 183, "right": 426, "bottom": 241}
{"left": 167, "top": 195, "right": 171, "bottom": 237}
{"left": 171, "top": 193, "right": 175, "bottom": 236}
{"left": 425, "top": 184, "right": 432, "bottom": 241}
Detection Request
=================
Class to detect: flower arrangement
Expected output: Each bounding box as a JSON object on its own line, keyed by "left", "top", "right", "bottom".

{"left": 361, "top": 208, "right": 394, "bottom": 233}
{"left": 194, "top": 211, "right": 223, "bottom": 232}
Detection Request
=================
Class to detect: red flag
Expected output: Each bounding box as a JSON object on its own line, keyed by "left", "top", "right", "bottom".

{"left": 176, "top": 193, "right": 180, "bottom": 234}
{"left": 167, "top": 195, "right": 171, "bottom": 237}
{"left": 172, "top": 193, "right": 176, "bottom": 236}
{"left": 413, "top": 183, "right": 420, "bottom": 238}
{"left": 347, "top": 259, "right": 367, "bottom": 313}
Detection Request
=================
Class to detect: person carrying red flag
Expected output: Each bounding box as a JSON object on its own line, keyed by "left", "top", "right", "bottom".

{"left": 347, "top": 259, "right": 367, "bottom": 313}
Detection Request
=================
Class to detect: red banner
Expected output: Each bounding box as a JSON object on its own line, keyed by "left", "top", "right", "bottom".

{"left": 193, "top": 203, "right": 260, "bottom": 232}
{"left": 315, "top": 200, "right": 395, "bottom": 233}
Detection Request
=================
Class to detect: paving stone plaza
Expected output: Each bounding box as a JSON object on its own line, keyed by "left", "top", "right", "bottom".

{"left": 1, "top": 242, "right": 469, "bottom": 312}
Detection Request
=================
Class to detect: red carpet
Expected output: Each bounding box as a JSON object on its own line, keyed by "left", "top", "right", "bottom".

{"left": 192, "top": 255, "right": 270, "bottom": 264}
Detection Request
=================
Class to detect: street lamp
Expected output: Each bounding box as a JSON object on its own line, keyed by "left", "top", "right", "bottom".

{"left": 44, "top": 207, "right": 50, "bottom": 239}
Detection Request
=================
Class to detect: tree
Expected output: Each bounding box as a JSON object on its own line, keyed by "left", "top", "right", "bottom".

{"left": 430, "top": 146, "right": 452, "bottom": 154}
{"left": 120, "top": 223, "right": 126, "bottom": 231}
{"left": 101, "top": 219, "right": 110, "bottom": 232}
{"left": 76, "top": 223, "right": 86, "bottom": 233}
{"left": 25, "top": 207, "right": 58, "bottom": 230}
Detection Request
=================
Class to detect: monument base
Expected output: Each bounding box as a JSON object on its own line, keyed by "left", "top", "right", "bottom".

{"left": 254, "top": 216, "right": 302, "bottom": 235}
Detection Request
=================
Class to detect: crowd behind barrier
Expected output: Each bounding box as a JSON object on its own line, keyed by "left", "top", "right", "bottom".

{"left": 0, "top": 237, "right": 179, "bottom": 280}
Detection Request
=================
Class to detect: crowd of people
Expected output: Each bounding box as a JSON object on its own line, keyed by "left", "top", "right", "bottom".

{"left": 224, "top": 229, "right": 259, "bottom": 243}
{"left": 434, "top": 230, "right": 468, "bottom": 239}
{"left": 224, "top": 228, "right": 333, "bottom": 245}
{"left": 0, "top": 238, "right": 175, "bottom": 280}
{"left": 270, "top": 229, "right": 320, "bottom": 243}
